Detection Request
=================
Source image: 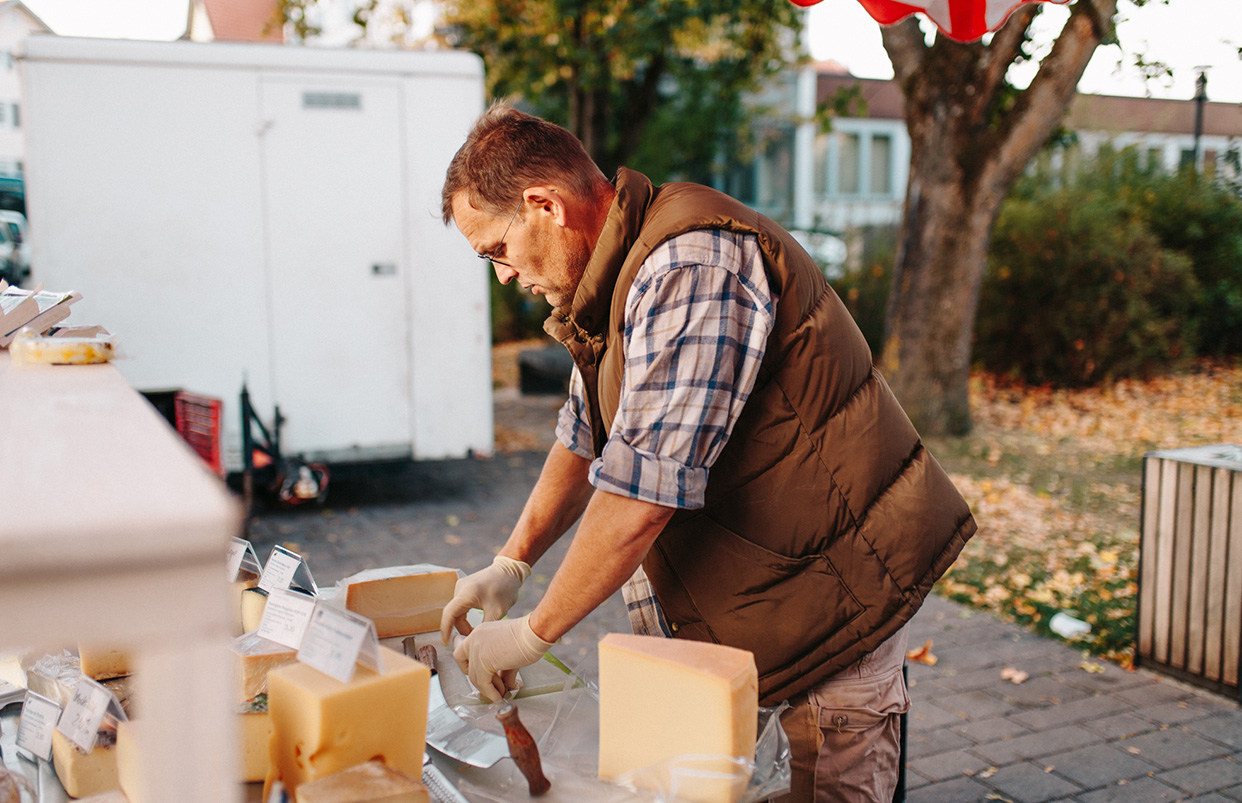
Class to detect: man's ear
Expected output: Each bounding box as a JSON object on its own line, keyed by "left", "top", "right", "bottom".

{"left": 522, "top": 185, "right": 568, "bottom": 227}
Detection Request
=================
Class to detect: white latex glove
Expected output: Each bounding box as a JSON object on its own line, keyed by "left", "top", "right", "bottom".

{"left": 440, "top": 555, "right": 532, "bottom": 644}
{"left": 452, "top": 614, "right": 556, "bottom": 703}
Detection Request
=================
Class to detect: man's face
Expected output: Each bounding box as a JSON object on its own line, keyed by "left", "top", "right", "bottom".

{"left": 452, "top": 192, "right": 591, "bottom": 309}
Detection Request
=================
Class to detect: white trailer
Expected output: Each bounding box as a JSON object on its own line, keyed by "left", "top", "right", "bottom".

{"left": 20, "top": 35, "right": 493, "bottom": 472}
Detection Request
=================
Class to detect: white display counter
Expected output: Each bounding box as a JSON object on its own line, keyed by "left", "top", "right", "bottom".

{"left": 0, "top": 351, "right": 243, "bottom": 802}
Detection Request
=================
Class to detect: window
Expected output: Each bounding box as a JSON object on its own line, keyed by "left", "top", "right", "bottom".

{"left": 11, "top": 104, "right": 17, "bottom": 128}
{"left": 812, "top": 135, "right": 829, "bottom": 197}
{"left": 869, "top": 134, "right": 892, "bottom": 194}
{"left": 838, "top": 133, "right": 860, "bottom": 195}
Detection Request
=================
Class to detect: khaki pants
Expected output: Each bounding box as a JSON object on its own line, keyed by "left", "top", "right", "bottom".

{"left": 773, "top": 626, "right": 909, "bottom": 803}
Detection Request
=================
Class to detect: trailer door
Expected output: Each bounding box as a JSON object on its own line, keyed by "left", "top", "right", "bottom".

{"left": 258, "top": 77, "right": 412, "bottom": 460}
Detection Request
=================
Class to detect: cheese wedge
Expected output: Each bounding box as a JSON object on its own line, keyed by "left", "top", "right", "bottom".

{"left": 78, "top": 646, "right": 130, "bottom": 681}
{"left": 232, "top": 568, "right": 261, "bottom": 635}
{"left": 114, "top": 720, "right": 147, "bottom": 803}
{"left": 294, "top": 759, "right": 429, "bottom": 803}
{"left": 265, "top": 646, "right": 430, "bottom": 796}
{"left": 51, "top": 728, "right": 120, "bottom": 799}
{"left": 598, "top": 634, "right": 758, "bottom": 803}
{"left": 241, "top": 587, "right": 270, "bottom": 634}
{"left": 73, "top": 793, "right": 130, "bottom": 803}
{"left": 240, "top": 710, "right": 273, "bottom": 783}
{"left": 343, "top": 568, "right": 458, "bottom": 638}
{"left": 231, "top": 631, "right": 298, "bottom": 703}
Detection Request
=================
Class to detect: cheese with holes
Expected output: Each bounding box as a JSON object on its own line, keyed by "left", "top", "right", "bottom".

{"left": 264, "top": 645, "right": 430, "bottom": 795}
{"left": 78, "top": 646, "right": 130, "bottom": 681}
{"left": 598, "top": 634, "right": 757, "bottom": 803}
{"left": 231, "top": 631, "right": 298, "bottom": 703}
{"left": 240, "top": 711, "right": 273, "bottom": 783}
{"left": 294, "top": 759, "right": 429, "bottom": 803}
{"left": 343, "top": 568, "right": 458, "bottom": 638}
{"left": 51, "top": 729, "right": 120, "bottom": 798}
{"left": 242, "top": 587, "right": 270, "bottom": 633}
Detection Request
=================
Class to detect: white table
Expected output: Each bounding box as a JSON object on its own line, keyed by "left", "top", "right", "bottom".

{"left": 0, "top": 351, "right": 243, "bottom": 802}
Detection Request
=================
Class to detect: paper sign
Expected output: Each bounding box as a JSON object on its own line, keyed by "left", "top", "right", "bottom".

{"left": 227, "top": 537, "right": 263, "bottom": 582}
{"left": 16, "top": 691, "right": 61, "bottom": 762}
{"left": 259, "top": 545, "right": 318, "bottom": 594}
{"left": 297, "top": 603, "right": 381, "bottom": 683}
{"left": 258, "top": 588, "right": 318, "bottom": 649}
{"left": 55, "top": 677, "right": 126, "bottom": 753}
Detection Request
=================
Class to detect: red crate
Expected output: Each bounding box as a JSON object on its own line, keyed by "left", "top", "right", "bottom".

{"left": 174, "top": 392, "right": 224, "bottom": 476}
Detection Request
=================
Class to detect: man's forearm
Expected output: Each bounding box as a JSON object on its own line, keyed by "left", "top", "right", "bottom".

{"left": 527, "top": 489, "right": 676, "bottom": 642}
{"left": 499, "top": 441, "right": 596, "bottom": 567}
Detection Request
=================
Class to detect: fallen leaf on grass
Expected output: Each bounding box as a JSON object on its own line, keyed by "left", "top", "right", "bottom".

{"left": 1000, "top": 667, "right": 1030, "bottom": 684}
{"left": 906, "top": 639, "right": 937, "bottom": 665}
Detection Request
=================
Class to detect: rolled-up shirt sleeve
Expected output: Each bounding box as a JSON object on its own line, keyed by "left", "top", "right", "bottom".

{"left": 589, "top": 230, "right": 775, "bottom": 509}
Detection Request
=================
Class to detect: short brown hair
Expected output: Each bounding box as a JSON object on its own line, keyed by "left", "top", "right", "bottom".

{"left": 441, "top": 102, "right": 609, "bottom": 225}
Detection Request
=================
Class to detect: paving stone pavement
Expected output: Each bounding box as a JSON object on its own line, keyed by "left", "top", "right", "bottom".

{"left": 244, "top": 388, "right": 1242, "bottom": 802}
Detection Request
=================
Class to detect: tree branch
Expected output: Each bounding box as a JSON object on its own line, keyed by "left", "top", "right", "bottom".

{"left": 992, "top": 0, "right": 1118, "bottom": 185}
{"left": 880, "top": 17, "right": 927, "bottom": 89}
{"left": 978, "top": 4, "right": 1039, "bottom": 103}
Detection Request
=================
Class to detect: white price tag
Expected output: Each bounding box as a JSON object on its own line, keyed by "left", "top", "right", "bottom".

{"left": 16, "top": 691, "right": 61, "bottom": 762}
{"left": 258, "top": 545, "right": 317, "bottom": 594}
{"left": 297, "top": 603, "right": 381, "bottom": 683}
{"left": 257, "top": 588, "right": 318, "bottom": 649}
{"left": 55, "top": 677, "right": 116, "bottom": 753}
{"left": 228, "top": 537, "right": 264, "bottom": 582}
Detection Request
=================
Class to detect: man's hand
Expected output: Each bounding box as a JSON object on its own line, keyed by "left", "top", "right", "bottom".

{"left": 440, "top": 555, "right": 532, "bottom": 644}
{"left": 452, "top": 615, "right": 555, "bottom": 703}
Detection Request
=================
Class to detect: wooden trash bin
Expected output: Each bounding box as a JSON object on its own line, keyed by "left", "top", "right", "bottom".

{"left": 1137, "top": 444, "right": 1242, "bottom": 698}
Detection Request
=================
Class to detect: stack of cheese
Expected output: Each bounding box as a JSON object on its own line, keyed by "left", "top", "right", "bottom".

{"left": 598, "top": 634, "right": 759, "bottom": 803}
{"left": 35, "top": 645, "right": 134, "bottom": 799}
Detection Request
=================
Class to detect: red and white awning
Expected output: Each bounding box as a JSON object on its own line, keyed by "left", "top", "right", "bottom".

{"left": 790, "top": 0, "right": 1070, "bottom": 43}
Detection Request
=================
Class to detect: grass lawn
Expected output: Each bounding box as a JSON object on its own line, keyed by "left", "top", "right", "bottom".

{"left": 924, "top": 359, "right": 1242, "bottom": 667}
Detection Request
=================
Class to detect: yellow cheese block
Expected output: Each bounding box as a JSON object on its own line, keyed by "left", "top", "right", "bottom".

{"left": 78, "top": 646, "right": 130, "bottom": 681}
{"left": 598, "top": 634, "right": 758, "bottom": 803}
{"left": 294, "top": 759, "right": 429, "bottom": 803}
{"left": 343, "top": 569, "right": 458, "bottom": 638}
{"left": 265, "top": 645, "right": 430, "bottom": 796}
{"left": 114, "top": 720, "right": 147, "bottom": 803}
{"left": 240, "top": 711, "right": 273, "bottom": 783}
{"left": 231, "top": 631, "right": 298, "bottom": 703}
{"left": 51, "top": 728, "right": 120, "bottom": 799}
{"left": 232, "top": 569, "right": 261, "bottom": 636}
{"left": 74, "top": 792, "right": 130, "bottom": 803}
{"left": 241, "top": 587, "right": 270, "bottom": 634}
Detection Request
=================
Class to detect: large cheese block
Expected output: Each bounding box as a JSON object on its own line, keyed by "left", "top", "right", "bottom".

{"left": 74, "top": 793, "right": 130, "bottom": 803}
{"left": 231, "top": 631, "right": 298, "bottom": 703}
{"left": 114, "top": 720, "right": 147, "bottom": 803}
{"left": 598, "top": 634, "right": 758, "bottom": 803}
{"left": 240, "top": 711, "right": 273, "bottom": 783}
{"left": 343, "top": 568, "right": 458, "bottom": 638}
{"left": 51, "top": 728, "right": 120, "bottom": 798}
{"left": 294, "top": 759, "right": 429, "bottom": 803}
{"left": 78, "top": 646, "right": 130, "bottom": 681}
{"left": 265, "top": 646, "right": 430, "bottom": 795}
{"left": 241, "top": 587, "right": 270, "bottom": 634}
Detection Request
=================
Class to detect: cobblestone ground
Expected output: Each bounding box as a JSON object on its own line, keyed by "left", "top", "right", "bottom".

{"left": 243, "top": 389, "right": 628, "bottom": 678}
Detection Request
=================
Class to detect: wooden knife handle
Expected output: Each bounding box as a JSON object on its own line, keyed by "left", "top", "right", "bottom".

{"left": 496, "top": 702, "right": 551, "bottom": 796}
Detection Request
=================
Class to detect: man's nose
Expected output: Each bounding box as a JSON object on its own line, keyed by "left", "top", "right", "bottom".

{"left": 494, "top": 263, "right": 517, "bottom": 284}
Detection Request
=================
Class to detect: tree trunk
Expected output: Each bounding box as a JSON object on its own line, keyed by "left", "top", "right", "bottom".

{"left": 879, "top": 0, "right": 1116, "bottom": 435}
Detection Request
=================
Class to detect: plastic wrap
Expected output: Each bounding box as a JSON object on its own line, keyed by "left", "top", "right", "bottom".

{"left": 9, "top": 333, "right": 115, "bottom": 366}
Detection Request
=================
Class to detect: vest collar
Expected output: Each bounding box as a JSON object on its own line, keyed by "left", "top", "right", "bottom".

{"left": 544, "top": 167, "right": 654, "bottom": 349}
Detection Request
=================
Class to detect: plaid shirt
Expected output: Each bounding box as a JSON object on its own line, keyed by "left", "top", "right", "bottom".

{"left": 554, "top": 229, "right": 777, "bottom": 636}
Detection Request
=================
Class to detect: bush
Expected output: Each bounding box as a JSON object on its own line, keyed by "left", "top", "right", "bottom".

{"left": 490, "top": 272, "right": 549, "bottom": 343}
{"left": 829, "top": 225, "right": 896, "bottom": 360}
{"left": 975, "top": 179, "right": 1199, "bottom": 387}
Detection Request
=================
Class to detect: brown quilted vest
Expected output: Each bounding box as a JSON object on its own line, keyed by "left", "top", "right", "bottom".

{"left": 545, "top": 169, "right": 976, "bottom": 704}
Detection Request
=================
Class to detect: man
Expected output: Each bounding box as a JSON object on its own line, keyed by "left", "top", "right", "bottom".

{"left": 439, "top": 102, "right": 976, "bottom": 801}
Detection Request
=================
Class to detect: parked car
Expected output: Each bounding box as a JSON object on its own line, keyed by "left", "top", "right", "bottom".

{"left": 0, "top": 219, "right": 25, "bottom": 285}
{"left": 0, "top": 211, "right": 29, "bottom": 282}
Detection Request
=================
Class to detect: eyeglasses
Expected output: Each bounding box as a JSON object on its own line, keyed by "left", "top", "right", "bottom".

{"left": 477, "top": 199, "right": 523, "bottom": 269}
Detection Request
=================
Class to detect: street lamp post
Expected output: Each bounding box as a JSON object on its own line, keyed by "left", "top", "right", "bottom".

{"left": 1193, "top": 68, "right": 1208, "bottom": 171}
